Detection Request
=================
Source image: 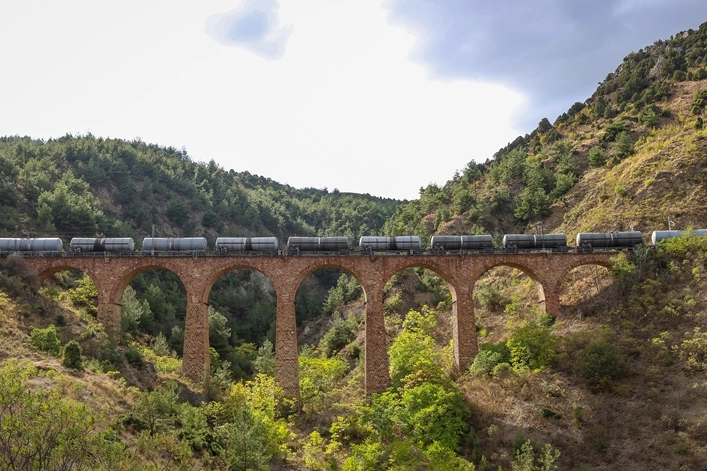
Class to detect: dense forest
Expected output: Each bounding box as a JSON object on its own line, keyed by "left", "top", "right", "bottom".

{"left": 3, "top": 20, "right": 707, "bottom": 471}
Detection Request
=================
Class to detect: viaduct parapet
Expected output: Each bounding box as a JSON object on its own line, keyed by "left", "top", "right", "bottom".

{"left": 21, "top": 252, "right": 614, "bottom": 397}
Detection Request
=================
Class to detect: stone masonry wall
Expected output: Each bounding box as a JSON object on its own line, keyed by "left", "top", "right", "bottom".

{"left": 24, "top": 251, "right": 613, "bottom": 397}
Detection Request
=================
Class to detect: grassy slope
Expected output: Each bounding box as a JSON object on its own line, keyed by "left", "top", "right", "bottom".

{"left": 548, "top": 80, "right": 707, "bottom": 237}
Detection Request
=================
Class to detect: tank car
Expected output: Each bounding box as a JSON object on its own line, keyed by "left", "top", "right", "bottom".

{"left": 287, "top": 237, "right": 350, "bottom": 252}
{"left": 359, "top": 236, "right": 422, "bottom": 251}
{"left": 576, "top": 231, "right": 643, "bottom": 249}
{"left": 0, "top": 238, "right": 63, "bottom": 254}
{"left": 215, "top": 237, "right": 279, "bottom": 253}
{"left": 70, "top": 237, "right": 135, "bottom": 253}
{"left": 651, "top": 229, "right": 707, "bottom": 245}
{"left": 502, "top": 233, "right": 567, "bottom": 251}
{"left": 430, "top": 235, "right": 493, "bottom": 252}
{"left": 142, "top": 237, "right": 208, "bottom": 253}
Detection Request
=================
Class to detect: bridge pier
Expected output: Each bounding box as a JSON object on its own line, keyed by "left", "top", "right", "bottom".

{"left": 274, "top": 286, "right": 300, "bottom": 399}
{"left": 182, "top": 300, "right": 210, "bottom": 382}
{"left": 362, "top": 282, "right": 390, "bottom": 395}
{"left": 97, "top": 302, "right": 121, "bottom": 333}
{"left": 452, "top": 285, "right": 478, "bottom": 372}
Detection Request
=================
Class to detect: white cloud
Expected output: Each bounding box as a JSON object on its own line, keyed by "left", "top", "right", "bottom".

{"left": 0, "top": 0, "right": 523, "bottom": 200}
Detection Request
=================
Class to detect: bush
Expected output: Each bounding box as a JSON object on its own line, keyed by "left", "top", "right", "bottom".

{"left": 476, "top": 286, "right": 508, "bottom": 312}
{"left": 126, "top": 345, "right": 144, "bottom": 367}
{"left": 574, "top": 340, "right": 628, "bottom": 390}
{"left": 62, "top": 340, "right": 83, "bottom": 370}
{"left": 507, "top": 322, "right": 560, "bottom": 372}
{"left": 319, "top": 314, "right": 358, "bottom": 357}
{"left": 29, "top": 325, "right": 62, "bottom": 356}
{"left": 469, "top": 342, "right": 511, "bottom": 376}
{"left": 588, "top": 145, "right": 607, "bottom": 168}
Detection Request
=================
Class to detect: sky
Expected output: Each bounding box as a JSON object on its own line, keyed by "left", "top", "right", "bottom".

{"left": 1, "top": 1, "right": 706, "bottom": 200}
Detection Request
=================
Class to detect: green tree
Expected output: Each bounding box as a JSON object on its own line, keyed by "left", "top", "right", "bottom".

{"left": 253, "top": 339, "right": 275, "bottom": 375}
{"left": 610, "top": 131, "right": 635, "bottom": 163}
{"left": 213, "top": 407, "right": 271, "bottom": 471}
{"left": 574, "top": 340, "right": 628, "bottom": 390}
{"left": 0, "top": 360, "right": 136, "bottom": 470}
{"left": 121, "top": 285, "right": 147, "bottom": 334}
{"left": 62, "top": 340, "right": 83, "bottom": 370}
{"left": 130, "top": 381, "right": 181, "bottom": 435}
{"left": 588, "top": 145, "right": 607, "bottom": 168}
{"left": 36, "top": 170, "right": 104, "bottom": 233}
{"left": 67, "top": 273, "right": 98, "bottom": 316}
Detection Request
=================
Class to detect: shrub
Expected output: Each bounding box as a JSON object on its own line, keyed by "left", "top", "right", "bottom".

{"left": 574, "top": 340, "right": 628, "bottom": 390}
{"left": 469, "top": 342, "right": 511, "bottom": 376}
{"left": 475, "top": 286, "right": 508, "bottom": 312}
{"left": 319, "top": 314, "right": 358, "bottom": 357}
{"left": 62, "top": 340, "right": 83, "bottom": 370}
{"left": 125, "top": 345, "right": 144, "bottom": 367}
{"left": 29, "top": 325, "right": 62, "bottom": 356}
{"left": 588, "top": 145, "right": 607, "bottom": 168}
{"left": 507, "top": 322, "right": 560, "bottom": 372}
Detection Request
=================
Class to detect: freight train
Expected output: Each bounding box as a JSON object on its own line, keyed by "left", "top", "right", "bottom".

{"left": 0, "top": 230, "right": 705, "bottom": 257}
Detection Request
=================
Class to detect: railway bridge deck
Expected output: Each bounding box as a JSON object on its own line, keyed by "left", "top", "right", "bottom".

{"left": 21, "top": 251, "right": 614, "bottom": 396}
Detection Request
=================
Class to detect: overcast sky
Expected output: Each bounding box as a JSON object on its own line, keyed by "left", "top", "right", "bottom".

{"left": 1, "top": 1, "right": 706, "bottom": 200}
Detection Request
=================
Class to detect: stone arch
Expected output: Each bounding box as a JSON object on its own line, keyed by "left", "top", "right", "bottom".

{"left": 474, "top": 261, "right": 548, "bottom": 312}
{"left": 383, "top": 262, "right": 459, "bottom": 317}
{"left": 33, "top": 262, "right": 110, "bottom": 328}
{"left": 110, "top": 263, "right": 186, "bottom": 309}
{"left": 382, "top": 260, "right": 476, "bottom": 377}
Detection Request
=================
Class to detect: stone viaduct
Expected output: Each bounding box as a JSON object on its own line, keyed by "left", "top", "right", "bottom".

{"left": 21, "top": 251, "right": 613, "bottom": 397}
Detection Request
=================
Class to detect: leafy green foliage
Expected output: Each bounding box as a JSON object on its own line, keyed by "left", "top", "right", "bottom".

{"left": 574, "top": 340, "right": 628, "bottom": 390}
{"left": 0, "top": 360, "right": 137, "bottom": 470}
{"left": 121, "top": 285, "right": 154, "bottom": 335}
{"left": 299, "top": 355, "right": 349, "bottom": 411}
{"left": 512, "top": 440, "right": 561, "bottom": 471}
{"left": 67, "top": 273, "right": 98, "bottom": 316}
{"left": 469, "top": 342, "right": 512, "bottom": 376}
{"left": 388, "top": 312, "right": 444, "bottom": 386}
{"left": 323, "top": 273, "right": 362, "bottom": 316}
{"left": 588, "top": 145, "right": 607, "bottom": 168}
{"left": 62, "top": 340, "right": 83, "bottom": 370}
{"left": 29, "top": 324, "right": 62, "bottom": 356}
{"left": 36, "top": 170, "right": 104, "bottom": 233}
{"left": 253, "top": 339, "right": 275, "bottom": 375}
{"left": 506, "top": 321, "right": 560, "bottom": 372}
{"left": 128, "top": 381, "right": 181, "bottom": 435}
{"left": 319, "top": 314, "right": 358, "bottom": 357}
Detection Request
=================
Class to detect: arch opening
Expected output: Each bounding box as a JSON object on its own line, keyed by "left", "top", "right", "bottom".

{"left": 292, "top": 266, "right": 367, "bottom": 410}
{"left": 123, "top": 268, "right": 187, "bottom": 357}
{"left": 473, "top": 266, "right": 545, "bottom": 345}
{"left": 295, "top": 267, "right": 364, "bottom": 359}
{"left": 383, "top": 267, "right": 455, "bottom": 343}
{"left": 207, "top": 268, "right": 277, "bottom": 381}
{"left": 382, "top": 266, "right": 459, "bottom": 388}
{"left": 559, "top": 263, "right": 613, "bottom": 321}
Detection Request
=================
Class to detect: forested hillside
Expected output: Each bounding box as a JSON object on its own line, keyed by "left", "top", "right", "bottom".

{"left": 0, "top": 135, "right": 401, "bottom": 242}
{"left": 3, "top": 20, "right": 707, "bottom": 471}
{"left": 385, "top": 23, "right": 707, "bottom": 240}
